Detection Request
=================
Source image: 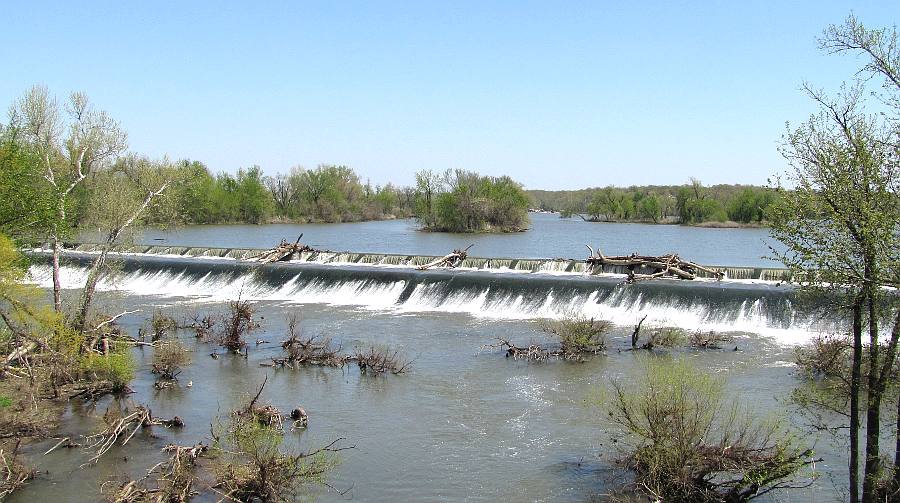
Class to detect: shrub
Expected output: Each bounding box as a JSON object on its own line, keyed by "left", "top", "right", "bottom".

{"left": 540, "top": 314, "right": 610, "bottom": 360}
{"left": 211, "top": 384, "right": 344, "bottom": 502}
{"left": 217, "top": 300, "right": 258, "bottom": 353}
{"left": 690, "top": 330, "right": 732, "bottom": 349}
{"left": 649, "top": 327, "right": 686, "bottom": 347}
{"left": 80, "top": 353, "right": 135, "bottom": 392}
{"left": 150, "top": 310, "right": 178, "bottom": 341}
{"left": 152, "top": 340, "right": 191, "bottom": 380}
{"left": 605, "top": 358, "right": 817, "bottom": 502}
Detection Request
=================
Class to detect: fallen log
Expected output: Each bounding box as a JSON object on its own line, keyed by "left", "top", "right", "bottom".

{"left": 584, "top": 245, "right": 723, "bottom": 282}
{"left": 417, "top": 244, "right": 474, "bottom": 270}
{"left": 250, "top": 235, "right": 316, "bottom": 263}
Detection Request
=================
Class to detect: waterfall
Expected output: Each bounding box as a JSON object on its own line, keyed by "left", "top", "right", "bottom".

{"left": 25, "top": 251, "right": 827, "bottom": 345}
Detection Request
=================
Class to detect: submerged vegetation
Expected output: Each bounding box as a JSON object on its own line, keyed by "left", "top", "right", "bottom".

{"left": 210, "top": 382, "right": 348, "bottom": 502}
{"left": 491, "top": 314, "right": 610, "bottom": 362}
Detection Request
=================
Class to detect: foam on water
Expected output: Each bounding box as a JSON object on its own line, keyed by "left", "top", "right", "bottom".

{"left": 26, "top": 263, "right": 819, "bottom": 345}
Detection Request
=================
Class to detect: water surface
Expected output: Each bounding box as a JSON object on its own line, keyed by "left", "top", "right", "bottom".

{"left": 123, "top": 213, "right": 784, "bottom": 267}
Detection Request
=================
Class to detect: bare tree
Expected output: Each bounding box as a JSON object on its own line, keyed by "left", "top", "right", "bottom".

{"left": 264, "top": 173, "right": 295, "bottom": 215}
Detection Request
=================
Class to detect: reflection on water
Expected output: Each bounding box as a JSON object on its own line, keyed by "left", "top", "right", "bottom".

{"left": 104, "top": 213, "right": 784, "bottom": 267}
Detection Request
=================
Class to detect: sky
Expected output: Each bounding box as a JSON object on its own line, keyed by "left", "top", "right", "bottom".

{"left": 1, "top": 1, "right": 897, "bottom": 190}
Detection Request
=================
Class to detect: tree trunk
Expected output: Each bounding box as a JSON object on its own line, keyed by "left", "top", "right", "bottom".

{"left": 850, "top": 297, "right": 863, "bottom": 503}
{"left": 72, "top": 247, "right": 109, "bottom": 334}
{"left": 862, "top": 286, "right": 882, "bottom": 502}
{"left": 51, "top": 235, "right": 62, "bottom": 313}
{"left": 896, "top": 394, "right": 900, "bottom": 488}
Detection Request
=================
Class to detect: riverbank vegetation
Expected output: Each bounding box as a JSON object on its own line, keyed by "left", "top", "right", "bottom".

{"left": 770, "top": 15, "right": 900, "bottom": 503}
{"left": 529, "top": 180, "right": 778, "bottom": 226}
{"left": 148, "top": 161, "right": 417, "bottom": 225}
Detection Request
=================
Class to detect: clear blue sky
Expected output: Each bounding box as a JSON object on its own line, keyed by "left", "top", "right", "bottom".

{"left": 1, "top": 1, "right": 897, "bottom": 190}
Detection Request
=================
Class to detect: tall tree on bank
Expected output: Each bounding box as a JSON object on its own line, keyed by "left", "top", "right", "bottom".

{"left": 4, "top": 87, "right": 174, "bottom": 331}
{"left": 6, "top": 86, "right": 127, "bottom": 313}
{"left": 770, "top": 15, "right": 900, "bottom": 503}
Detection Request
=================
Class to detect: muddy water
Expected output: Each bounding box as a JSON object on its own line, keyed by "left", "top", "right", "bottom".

{"left": 11, "top": 292, "right": 843, "bottom": 502}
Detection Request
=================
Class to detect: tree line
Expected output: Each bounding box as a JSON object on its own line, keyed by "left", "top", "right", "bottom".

{"left": 130, "top": 161, "right": 417, "bottom": 226}
{"left": 529, "top": 180, "right": 778, "bottom": 225}
{"left": 146, "top": 164, "right": 532, "bottom": 232}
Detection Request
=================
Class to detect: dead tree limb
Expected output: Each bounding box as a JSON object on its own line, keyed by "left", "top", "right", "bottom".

{"left": 82, "top": 405, "right": 183, "bottom": 465}
{"left": 584, "top": 246, "right": 723, "bottom": 282}
{"left": 631, "top": 315, "right": 648, "bottom": 348}
{"left": 249, "top": 235, "right": 316, "bottom": 263}
{"left": 417, "top": 244, "right": 474, "bottom": 270}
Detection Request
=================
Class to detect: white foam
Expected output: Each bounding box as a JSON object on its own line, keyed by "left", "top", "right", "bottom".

{"left": 26, "top": 263, "right": 817, "bottom": 345}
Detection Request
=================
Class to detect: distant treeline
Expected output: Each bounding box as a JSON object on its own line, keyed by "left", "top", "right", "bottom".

{"left": 527, "top": 179, "right": 778, "bottom": 225}
{"left": 129, "top": 158, "right": 771, "bottom": 230}
{"left": 144, "top": 161, "right": 416, "bottom": 225}
{"left": 139, "top": 161, "right": 530, "bottom": 233}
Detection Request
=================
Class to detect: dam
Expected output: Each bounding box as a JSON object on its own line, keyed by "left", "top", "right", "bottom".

{"left": 28, "top": 243, "right": 815, "bottom": 344}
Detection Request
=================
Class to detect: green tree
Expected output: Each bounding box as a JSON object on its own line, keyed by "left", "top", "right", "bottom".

{"left": 638, "top": 194, "right": 662, "bottom": 223}
{"left": 234, "top": 166, "right": 273, "bottom": 224}
{"left": 6, "top": 86, "right": 127, "bottom": 313}
{"left": 770, "top": 15, "right": 900, "bottom": 502}
{"left": 0, "top": 134, "right": 57, "bottom": 240}
{"left": 415, "top": 169, "right": 529, "bottom": 232}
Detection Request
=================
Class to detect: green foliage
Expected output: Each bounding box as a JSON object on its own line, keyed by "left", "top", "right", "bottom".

{"left": 79, "top": 353, "right": 135, "bottom": 391}
{"left": 415, "top": 169, "right": 529, "bottom": 232}
{"left": 649, "top": 326, "right": 687, "bottom": 347}
{"left": 529, "top": 181, "right": 778, "bottom": 225}
{"left": 211, "top": 393, "right": 340, "bottom": 502}
{"left": 605, "top": 358, "right": 816, "bottom": 502}
{"left": 0, "top": 396, "right": 11, "bottom": 408}
{"left": 0, "top": 136, "right": 59, "bottom": 242}
{"left": 727, "top": 188, "right": 776, "bottom": 223}
{"left": 152, "top": 161, "right": 412, "bottom": 224}
{"left": 539, "top": 314, "right": 609, "bottom": 358}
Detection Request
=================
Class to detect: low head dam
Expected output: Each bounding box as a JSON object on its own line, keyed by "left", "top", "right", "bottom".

{"left": 26, "top": 244, "right": 823, "bottom": 344}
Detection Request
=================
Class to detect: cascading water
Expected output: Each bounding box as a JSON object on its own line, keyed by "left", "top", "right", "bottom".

{"left": 25, "top": 251, "right": 827, "bottom": 344}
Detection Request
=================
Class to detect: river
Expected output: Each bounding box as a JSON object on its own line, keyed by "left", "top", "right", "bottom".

{"left": 124, "top": 213, "right": 785, "bottom": 267}
{"left": 11, "top": 219, "right": 848, "bottom": 503}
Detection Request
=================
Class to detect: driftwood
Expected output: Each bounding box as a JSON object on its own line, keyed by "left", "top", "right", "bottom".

{"left": 417, "top": 244, "right": 474, "bottom": 270}
{"left": 250, "top": 235, "right": 315, "bottom": 263}
{"left": 83, "top": 405, "right": 184, "bottom": 465}
{"left": 236, "top": 377, "right": 309, "bottom": 431}
{"left": 104, "top": 443, "right": 207, "bottom": 502}
{"left": 266, "top": 315, "right": 409, "bottom": 374}
{"left": 584, "top": 245, "right": 723, "bottom": 282}
{"left": 487, "top": 338, "right": 552, "bottom": 362}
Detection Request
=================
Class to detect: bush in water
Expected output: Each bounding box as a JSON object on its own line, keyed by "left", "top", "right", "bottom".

{"left": 603, "top": 357, "right": 818, "bottom": 502}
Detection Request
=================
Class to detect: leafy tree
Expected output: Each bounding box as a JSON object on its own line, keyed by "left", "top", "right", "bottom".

{"left": 0, "top": 135, "right": 57, "bottom": 240}
{"left": 414, "top": 169, "right": 529, "bottom": 232}
{"left": 770, "top": 15, "right": 900, "bottom": 502}
{"left": 638, "top": 194, "right": 662, "bottom": 223}
{"left": 5, "top": 86, "right": 127, "bottom": 313}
